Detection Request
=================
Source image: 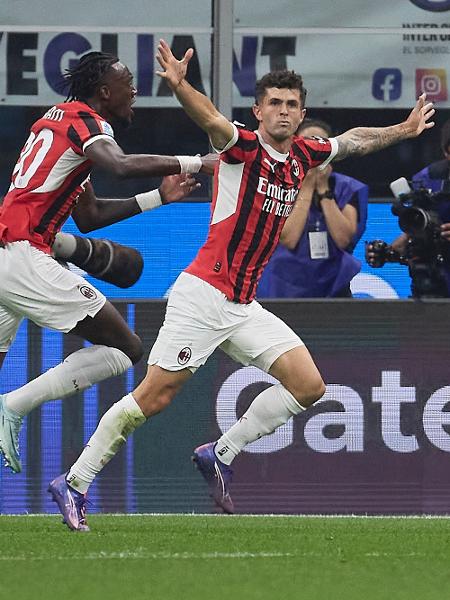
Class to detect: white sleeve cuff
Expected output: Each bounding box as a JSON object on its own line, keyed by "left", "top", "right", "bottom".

{"left": 318, "top": 137, "right": 339, "bottom": 170}
{"left": 210, "top": 122, "right": 239, "bottom": 153}
{"left": 82, "top": 134, "right": 118, "bottom": 153}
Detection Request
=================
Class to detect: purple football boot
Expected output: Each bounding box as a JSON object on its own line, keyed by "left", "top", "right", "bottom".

{"left": 48, "top": 473, "right": 90, "bottom": 532}
{"left": 192, "top": 442, "right": 234, "bottom": 514}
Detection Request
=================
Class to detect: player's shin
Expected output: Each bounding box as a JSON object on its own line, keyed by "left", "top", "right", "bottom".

{"left": 214, "top": 384, "right": 305, "bottom": 465}
{"left": 66, "top": 393, "right": 145, "bottom": 494}
{"left": 4, "top": 345, "right": 132, "bottom": 416}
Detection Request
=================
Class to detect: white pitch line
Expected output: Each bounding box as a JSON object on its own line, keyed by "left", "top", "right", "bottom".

{"left": 0, "top": 550, "right": 428, "bottom": 561}
{"left": 4, "top": 513, "right": 450, "bottom": 520}
{"left": 0, "top": 551, "right": 293, "bottom": 561}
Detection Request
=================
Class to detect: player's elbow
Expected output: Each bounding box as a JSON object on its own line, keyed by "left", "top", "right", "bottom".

{"left": 73, "top": 212, "right": 100, "bottom": 233}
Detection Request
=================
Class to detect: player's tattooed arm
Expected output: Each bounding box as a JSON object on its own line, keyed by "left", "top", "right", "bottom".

{"left": 334, "top": 93, "right": 435, "bottom": 161}
{"left": 335, "top": 125, "right": 408, "bottom": 160}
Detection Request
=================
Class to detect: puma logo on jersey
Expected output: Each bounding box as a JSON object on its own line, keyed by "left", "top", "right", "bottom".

{"left": 263, "top": 158, "right": 277, "bottom": 173}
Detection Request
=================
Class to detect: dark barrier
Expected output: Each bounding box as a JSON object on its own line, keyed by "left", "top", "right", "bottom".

{"left": 1, "top": 299, "right": 450, "bottom": 515}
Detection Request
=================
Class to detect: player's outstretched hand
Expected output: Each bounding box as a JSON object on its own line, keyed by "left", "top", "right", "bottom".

{"left": 156, "top": 39, "right": 193, "bottom": 91}
{"left": 403, "top": 93, "right": 435, "bottom": 138}
{"left": 159, "top": 174, "right": 200, "bottom": 204}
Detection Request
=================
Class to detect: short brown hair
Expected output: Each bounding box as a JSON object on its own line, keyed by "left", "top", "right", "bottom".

{"left": 255, "top": 70, "right": 307, "bottom": 107}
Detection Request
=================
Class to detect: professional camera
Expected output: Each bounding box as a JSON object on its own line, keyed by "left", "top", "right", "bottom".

{"left": 390, "top": 177, "right": 446, "bottom": 239}
{"left": 366, "top": 177, "right": 450, "bottom": 298}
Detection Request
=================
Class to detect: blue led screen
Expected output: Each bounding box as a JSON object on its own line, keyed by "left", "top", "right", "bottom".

{"left": 62, "top": 201, "right": 412, "bottom": 300}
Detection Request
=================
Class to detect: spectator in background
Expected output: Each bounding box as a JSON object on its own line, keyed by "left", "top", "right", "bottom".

{"left": 257, "top": 119, "right": 368, "bottom": 298}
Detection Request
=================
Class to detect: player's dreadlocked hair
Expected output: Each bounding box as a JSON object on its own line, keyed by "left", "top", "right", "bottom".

{"left": 255, "top": 70, "right": 307, "bottom": 107}
{"left": 63, "top": 52, "right": 119, "bottom": 102}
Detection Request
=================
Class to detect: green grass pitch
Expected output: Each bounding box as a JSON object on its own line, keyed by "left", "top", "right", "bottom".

{"left": 1, "top": 514, "right": 450, "bottom": 600}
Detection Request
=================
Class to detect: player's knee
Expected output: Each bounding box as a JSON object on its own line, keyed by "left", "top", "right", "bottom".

{"left": 292, "top": 377, "right": 326, "bottom": 408}
{"left": 305, "top": 378, "right": 326, "bottom": 407}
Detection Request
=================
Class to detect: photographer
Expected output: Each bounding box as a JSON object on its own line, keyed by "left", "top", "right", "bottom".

{"left": 366, "top": 119, "right": 450, "bottom": 298}
{"left": 257, "top": 119, "right": 369, "bottom": 298}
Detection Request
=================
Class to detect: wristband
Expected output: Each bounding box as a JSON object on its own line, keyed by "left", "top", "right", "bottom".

{"left": 175, "top": 155, "right": 202, "bottom": 174}
{"left": 135, "top": 189, "right": 162, "bottom": 212}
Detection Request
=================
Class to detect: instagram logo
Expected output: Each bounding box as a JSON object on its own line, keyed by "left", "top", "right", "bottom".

{"left": 415, "top": 69, "right": 448, "bottom": 102}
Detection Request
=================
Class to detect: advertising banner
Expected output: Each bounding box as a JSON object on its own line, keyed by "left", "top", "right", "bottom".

{"left": 1, "top": 300, "right": 450, "bottom": 515}
{"left": 2, "top": 1, "right": 450, "bottom": 107}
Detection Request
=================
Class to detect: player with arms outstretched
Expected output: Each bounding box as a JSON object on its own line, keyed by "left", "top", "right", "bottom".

{"left": 50, "top": 41, "right": 434, "bottom": 530}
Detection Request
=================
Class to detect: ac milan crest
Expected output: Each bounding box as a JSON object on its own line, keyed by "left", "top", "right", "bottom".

{"left": 291, "top": 158, "right": 300, "bottom": 177}
{"left": 177, "top": 346, "right": 192, "bottom": 365}
{"left": 79, "top": 285, "right": 97, "bottom": 300}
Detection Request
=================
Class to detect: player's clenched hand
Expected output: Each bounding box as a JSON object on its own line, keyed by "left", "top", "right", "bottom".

{"left": 156, "top": 39, "right": 193, "bottom": 91}
{"left": 159, "top": 174, "right": 200, "bottom": 204}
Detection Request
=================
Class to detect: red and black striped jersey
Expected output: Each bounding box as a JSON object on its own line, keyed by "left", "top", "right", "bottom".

{"left": 0, "top": 101, "right": 115, "bottom": 253}
{"left": 186, "top": 124, "right": 338, "bottom": 303}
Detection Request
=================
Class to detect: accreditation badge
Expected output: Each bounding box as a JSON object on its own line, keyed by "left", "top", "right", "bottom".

{"left": 308, "top": 231, "right": 329, "bottom": 259}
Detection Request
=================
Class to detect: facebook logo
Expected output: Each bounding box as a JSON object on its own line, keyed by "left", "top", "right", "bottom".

{"left": 372, "top": 69, "right": 402, "bottom": 101}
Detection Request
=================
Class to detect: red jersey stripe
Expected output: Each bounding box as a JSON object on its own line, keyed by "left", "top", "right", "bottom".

{"left": 186, "top": 127, "right": 336, "bottom": 304}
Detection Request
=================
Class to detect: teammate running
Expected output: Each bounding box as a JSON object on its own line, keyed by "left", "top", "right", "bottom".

{"left": 0, "top": 51, "right": 210, "bottom": 473}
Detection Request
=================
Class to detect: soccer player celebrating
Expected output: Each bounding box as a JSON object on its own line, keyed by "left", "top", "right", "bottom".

{"left": 0, "top": 51, "right": 210, "bottom": 474}
{"left": 50, "top": 41, "right": 434, "bottom": 530}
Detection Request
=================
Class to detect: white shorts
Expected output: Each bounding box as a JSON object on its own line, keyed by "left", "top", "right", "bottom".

{"left": 148, "top": 272, "right": 303, "bottom": 373}
{"left": 0, "top": 241, "right": 106, "bottom": 352}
